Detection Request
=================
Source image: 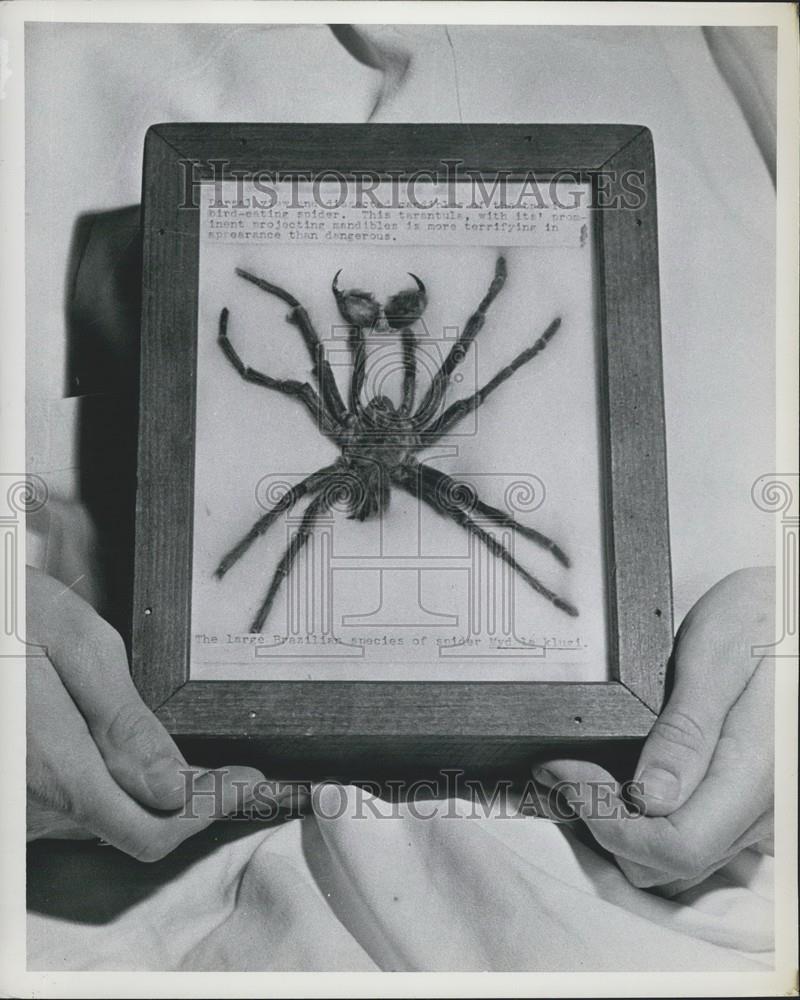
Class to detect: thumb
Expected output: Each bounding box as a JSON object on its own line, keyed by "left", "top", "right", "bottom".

{"left": 633, "top": 697, "right": 727, "bottom": 817}
{"left": 634, "top": 568, "right": 772, "bottom": 816}
{"left": 27, "top": 569, "right": 190, "bottom": 810}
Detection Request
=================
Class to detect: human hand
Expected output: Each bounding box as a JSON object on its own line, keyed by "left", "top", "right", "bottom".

{"left": 26, "top": 567, "right": 280, "bottom": 861}
{"left": 533, "top": 567, "right": 775, "bottom": 893}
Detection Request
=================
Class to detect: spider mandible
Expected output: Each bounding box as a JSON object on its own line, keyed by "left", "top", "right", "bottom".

{"left": 215, "top": 255, "right": 578, "bottom": 633}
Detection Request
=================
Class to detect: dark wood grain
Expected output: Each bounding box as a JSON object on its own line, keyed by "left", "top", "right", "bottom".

{"left": 157, "top": 680, "right": 654, "bottom": 738}
{"left": 132, "top": 124, "right": 673, "bottom": 770}
{"left": 595, "top": 128, "right": 673, "bottom": 711}
{"left": 158, "top": 680, "right": 655, "bottom": 777}
{"left": 149, "top": 122, "right": 645, "bottom": 180}
{"left": 132, "top": 127, "right": 200, "bottom": 708}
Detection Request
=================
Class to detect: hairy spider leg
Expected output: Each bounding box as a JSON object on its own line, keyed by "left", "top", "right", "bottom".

{"left": 418, "top": 316, "right": 562, "bottom": 446}
{"left": 394, "top": 466, "right": 578, "bottom": 618}
{"left": 249, "top": 489, "right": 333, "bottom": 633}
{"left": 413, "top": 254, "right": 507, "bottom": 428}
{"left": 218, "top": 307, "right": 341, "bottom": 441}
{"left": 235, "top": 268, "right": 348, "bottom": 425}
{"left": 399, "top": 328, "right": 418, "bottom": 416}
{"left": 348, "top": 326, "right": 367, "bottom": 415}
{"left": 215, "top": 464, "right": 341, "bottom": 579}
{"left": 411, "top": 461, "right": 570, "bottom": 567}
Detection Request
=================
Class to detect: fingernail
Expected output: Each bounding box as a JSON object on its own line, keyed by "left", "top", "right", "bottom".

{"left": 532, "top": 766, "right": 559, "bottom": 786}
{"left": 144, "top": 758, "right": 188, "bottom": 805}
{"left": 637, "top": 767, "right": 680, "bottom": 805}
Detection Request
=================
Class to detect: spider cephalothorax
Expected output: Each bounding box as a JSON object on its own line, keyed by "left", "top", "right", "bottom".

{"left": 216, "top": 256, "right": 578, "bottom": 632}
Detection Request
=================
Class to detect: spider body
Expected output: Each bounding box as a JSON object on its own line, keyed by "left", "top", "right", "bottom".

{"left": 332, "top": 394, "right": 423, "bottom": 520}
{"left": 344, "top": 399, "right": 418, "bottom": 470}
{"left": 216, "top": 257, "right": 578, "bottom": 632}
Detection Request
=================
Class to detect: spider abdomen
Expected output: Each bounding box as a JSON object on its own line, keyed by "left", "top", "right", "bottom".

{"left": 340, "top": 459, "right": 390, "bottom": 521}
{"left": 338, "top": 398, "right": 420, "bottom": 520}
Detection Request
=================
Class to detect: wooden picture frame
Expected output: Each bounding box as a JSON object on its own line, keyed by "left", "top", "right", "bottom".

{"left": 132, "top": 123, "right": 673, "bottom": 775}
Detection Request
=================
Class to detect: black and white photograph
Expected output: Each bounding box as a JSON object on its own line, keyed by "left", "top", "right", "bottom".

{"left": 1, "top": 2, "right": 797, "bottom": 994}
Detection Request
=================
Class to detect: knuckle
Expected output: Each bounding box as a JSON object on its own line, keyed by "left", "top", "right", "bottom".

{"left": 650, "top": 710, "right": 708, "bottom": 760}
{"left": 102, "top": 702, "right": 164, "bottom": 763}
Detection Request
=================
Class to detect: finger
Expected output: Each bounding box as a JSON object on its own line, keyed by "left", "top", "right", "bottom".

{"left": 614, "top": 809, "right": 773, "bottom": 891}
{"left": 96, "top": 696, "right": 191, "bottom": 811}
{"left": 532, "top": 759, "right": 702, "bottom": 877}
{"left": 634, "top": 567, "right": 774, "bottom": 816}
{"left": 531, "top": 760, "right": 696, "bottom": 890}
{"left": 27, "top": 569, "right": 190, "bottom": 810}
{"left": 532, "top": 759, "right": 631, "bottom": 826}
{"left": 660, "top": 656, "right": 774, "bottom": 860}
{"left": 28, "top": 652, "right": 267, "bottom": 859}
{"left": 86, "top": 765, "right": 268, "bottom": 861}
{"left": 617, "top": 849, "right": 736, "bottom": 894}
{"left": 536, "top": 659, "right": 774, "bottom": 880}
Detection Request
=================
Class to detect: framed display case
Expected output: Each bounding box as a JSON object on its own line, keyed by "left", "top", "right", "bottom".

{"left": 132, "top": 123, "right": 672, "bottom": 773}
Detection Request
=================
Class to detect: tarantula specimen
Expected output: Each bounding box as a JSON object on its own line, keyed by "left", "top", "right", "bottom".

{"left": 215, "top": 255, "right": 578, "bottom": 632}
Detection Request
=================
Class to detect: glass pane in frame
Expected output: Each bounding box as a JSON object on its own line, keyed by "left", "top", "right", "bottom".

{"left": 189, "top": 177, "right": 610, "bottom": 681}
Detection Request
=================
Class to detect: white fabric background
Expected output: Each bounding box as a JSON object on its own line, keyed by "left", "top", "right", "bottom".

{"left": 25, "top": 23, "right": 776, "bottom": 971}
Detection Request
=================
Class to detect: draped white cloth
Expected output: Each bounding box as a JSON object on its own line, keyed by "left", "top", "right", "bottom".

{"left": 26, "top": 23, "right": 775, "bottom": 971}
{"left": 28, "top": 789, "right": 773, "bottom": 971}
